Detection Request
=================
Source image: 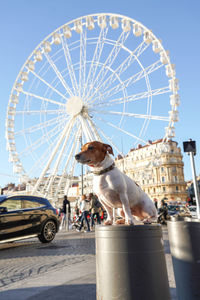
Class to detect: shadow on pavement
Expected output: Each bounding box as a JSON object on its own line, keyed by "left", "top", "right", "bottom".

{"left": 0, "top": 284, "right": 96, "bottom": 300}
{"left": 0, "top": 236, "right": 95, "bottom": 259}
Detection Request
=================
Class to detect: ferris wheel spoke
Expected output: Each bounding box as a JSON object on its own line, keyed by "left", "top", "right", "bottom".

{"left": 86, "top": 116, "right": 102, "bottom": 141}
{"left": 96, "top": 115, "right": 148, "bottom": 145}
{"left": 61, "top": 35, "right": 79, "bottom": 96}
{"left": 25, "top": 69, "right": 68, "bottom": 101}
{"left": 79, "top": 115, "right": 94, "bottom": 141}
{"left": 79, "top": 28, "right": 87, "bottom": 97}
{"left": 15, "top": 109, "right": 65, "bottom": 115}
{"left": 19, "top": 90, "right": 66, "bottom": 107}
{"left": 91, "top": 60, "right": 163, "bottom": 102}
{"left": 45, "top": 118, "right": 77, "bottom": 193}
{"left": 91, "top": 86, "right": 170, "bottom": 108}
{"left": 19, "top": 117, "right": 67, "bottom": 156}
{"left": 83, "top": 26, "right": 108, "bottom": 98}
{"left": 92, "top": 109, "right": 170, "bottom": 122}
{"left": 32, "top": 117, "right": 75, "bottom": 194}
{"left": 27, "top": 134, "right": 60, "bottom": 176}
{"left": 54, "top": 126, "right": 81, "bottom": 197}
{"left": 87, "top": 40, "right": 149, "bottom": 103}
{"left": 63, "top": 135, "right": 81, "bottom": 196}
{"left": 89, "top": 120, "right": 123, "bottom": 155}
{"left": 86, "top": 30, "right": 130, "bottom": 101}
{"left": 43, "top": 51, "right": 74, "bottom": 97}
{"left": 15, "top": 115, "right": 65, "bottom": 136}
{"left": 64, "top": 156, "right": 79, "bottom": 195}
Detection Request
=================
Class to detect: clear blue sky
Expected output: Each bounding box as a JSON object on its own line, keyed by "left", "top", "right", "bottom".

{"left": 0, "top": 0, "right": 199, "bottom": 187}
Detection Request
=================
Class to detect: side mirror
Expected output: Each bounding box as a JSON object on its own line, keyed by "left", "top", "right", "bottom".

{"left": 0, "top": 207, "right": 8, "bottom": 213}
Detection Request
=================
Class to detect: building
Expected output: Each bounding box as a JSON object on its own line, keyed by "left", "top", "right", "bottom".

{"left": 116, "top": 139, "right": 187, "bottom": 203}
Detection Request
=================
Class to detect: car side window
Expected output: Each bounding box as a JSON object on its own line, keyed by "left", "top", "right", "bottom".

{"left": 0, "top": 199, "right": 22, "bottom": 211}
{"left": 22, "top": 199, "right": 44, "bottom": 209}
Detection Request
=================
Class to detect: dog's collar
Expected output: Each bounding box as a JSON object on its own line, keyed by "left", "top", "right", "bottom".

{"left": 92, "top": 163, "right": 115, "bottom": 176}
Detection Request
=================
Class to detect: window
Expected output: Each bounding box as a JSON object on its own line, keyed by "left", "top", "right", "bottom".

{"left": 161, "top": 176, "right": 165, "bottom": 183}
{"left": 22, "top": 200, "right": 44, "bottom": 209}
{"left": 176, "top": 186, "right": 179, "bottom": 191}
{"left": 0, "top": 198, "right": 22, "bottom": 211}
{"left": 161, "top": 167, "right": 165, "bottom": 173}
{"left": 174, "top": 176, "right": 178, "bottom": 182}
{"left": 172, "top": 166, "right": 177, "bottom": 173}
{"left": 163, "top": 187, "right": 166, "bottom": 192}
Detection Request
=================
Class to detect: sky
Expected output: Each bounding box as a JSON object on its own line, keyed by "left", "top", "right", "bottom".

{"left": 0, "top": 0, "right": 200, "bottom": 187}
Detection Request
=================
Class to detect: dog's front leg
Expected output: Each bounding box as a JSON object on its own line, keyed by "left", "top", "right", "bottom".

{"left": 98, "top": 196, "right": 113, "bottom": 225}
{"left": 119, "top": 193, "right": 135, "bottom": 225}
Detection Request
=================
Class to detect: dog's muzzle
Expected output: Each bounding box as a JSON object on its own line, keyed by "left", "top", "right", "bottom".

{"left": 75, "top": 154, "right": 80, "bottom": 161}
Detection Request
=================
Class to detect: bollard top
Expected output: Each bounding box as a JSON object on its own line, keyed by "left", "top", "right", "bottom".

{"left": 95, "top": 224, "right": 162, "bottom": 239}
{"left": 168, "top": 217, "right": 200, "bottom": 223}
{"left": 95, "top": 224, "right": 160, "bottom": 231}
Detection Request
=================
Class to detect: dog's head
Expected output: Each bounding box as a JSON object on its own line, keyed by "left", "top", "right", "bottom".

{"left": 75, "top": 141, "right": 114, "bottom": 166}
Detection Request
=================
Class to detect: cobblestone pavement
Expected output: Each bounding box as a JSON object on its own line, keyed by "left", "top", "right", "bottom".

{"left": 0, "top": 227, "right": 177, "bottom": 300}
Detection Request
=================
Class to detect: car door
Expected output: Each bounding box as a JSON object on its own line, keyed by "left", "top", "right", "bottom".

{"left": 0, "top": 197, "right": 25, "bottom": 241}
{"left": 20, "top": 196, "right": 46, "bottom": 235}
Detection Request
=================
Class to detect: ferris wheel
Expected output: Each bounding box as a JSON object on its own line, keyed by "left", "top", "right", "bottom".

{"left": 6, "top": 13, "right": 180, "bottom": 198}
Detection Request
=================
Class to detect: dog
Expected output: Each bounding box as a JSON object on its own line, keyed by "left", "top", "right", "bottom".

{"left": 75, "top": 141, "right": 157, "bottom": 225}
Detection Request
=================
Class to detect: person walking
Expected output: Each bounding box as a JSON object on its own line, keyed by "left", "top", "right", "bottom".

{"left": 153, "top": 198, "right": 158, "bottom": 210}
{"left": 77, "top": 194, "right": 91, "bottom": 232}
{"left": 89, "top": 193, "right": 101, "bottom": 229}
{"left": 60, "top": 195, "right": 71, "bottom": 229}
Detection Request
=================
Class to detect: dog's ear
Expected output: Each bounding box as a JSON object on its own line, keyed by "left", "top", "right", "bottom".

{"left": 103, "top": 143, "right": 114, "bottom": 156}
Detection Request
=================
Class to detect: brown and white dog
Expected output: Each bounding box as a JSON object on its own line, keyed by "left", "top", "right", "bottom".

{"left": 75, "top": 141, "right": 157, "bottom": 225}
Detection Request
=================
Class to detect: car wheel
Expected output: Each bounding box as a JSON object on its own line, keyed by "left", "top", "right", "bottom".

{"left": 38, "top": 220, "right": 57, "bottom": 243}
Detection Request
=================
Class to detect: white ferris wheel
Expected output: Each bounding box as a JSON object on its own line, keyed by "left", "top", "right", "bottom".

{"left": 6, "top": 13, "right": 180, "bottom": 198}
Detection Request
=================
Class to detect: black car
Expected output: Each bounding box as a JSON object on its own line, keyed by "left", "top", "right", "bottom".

{"left": 0, "top": 195, "right": 60, "bottom": 244}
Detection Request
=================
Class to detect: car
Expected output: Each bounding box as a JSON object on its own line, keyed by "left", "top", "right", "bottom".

{"left": 167, "top": 204, "right": 191, "bottom": 218}
{"left": 188, "top": 206, "right": 197, "bottom": 218}
{"left": 0, "top": 195, "right": 60, "bottom": 244}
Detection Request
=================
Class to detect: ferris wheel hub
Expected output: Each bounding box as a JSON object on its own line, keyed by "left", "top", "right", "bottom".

{"left": 66, "top": 96, "right": 83, "bottom": 116}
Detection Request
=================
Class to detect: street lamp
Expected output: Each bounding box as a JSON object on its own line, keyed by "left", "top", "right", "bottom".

{"left": 183, "top": 139, "right": 200, "bottom": 218}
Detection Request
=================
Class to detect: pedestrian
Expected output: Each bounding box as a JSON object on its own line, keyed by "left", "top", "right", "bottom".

{"left": 77, "top": 194, "right": 91, "bottom": 232}
{"left": 153, "top": 198, "right": 158, "bottom": 210}
{"left": 159, "top": 199, "right": 168, "bottom": 220}
{"left": 89, "top": 193, "right": 102, "bottom": 228}
{"left": 60, "top": 195, "right": 71, "bottom": 229}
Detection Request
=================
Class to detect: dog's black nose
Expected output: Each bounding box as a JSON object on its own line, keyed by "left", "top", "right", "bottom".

{"left": 75, "top": 154, "right": 80, "bottom": 160}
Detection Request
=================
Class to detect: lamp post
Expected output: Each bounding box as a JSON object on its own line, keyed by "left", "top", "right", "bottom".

{"left": 183, "top": 139, "right": 200, "bottom": 218}
{"left": 79, "top": 134, "right": 84, "bottom": 196}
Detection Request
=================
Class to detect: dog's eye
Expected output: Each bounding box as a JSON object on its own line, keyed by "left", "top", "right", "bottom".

{"left": 88, "top": 146, "right": 93, "bottom": 150}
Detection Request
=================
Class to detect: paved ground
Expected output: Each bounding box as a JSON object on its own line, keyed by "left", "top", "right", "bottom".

{"left": 0, "top": 226, "right": 177, "bottom": 300}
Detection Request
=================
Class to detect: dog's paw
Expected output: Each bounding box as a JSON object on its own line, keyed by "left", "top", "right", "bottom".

{"left": 125, "top": 219, "right": 135, "bottom": 226}
{"left": 104, "top": 219, "right": 113, "bottom": 225}
{"left": 115, "top": 218, "right": 125, "bottom": 224}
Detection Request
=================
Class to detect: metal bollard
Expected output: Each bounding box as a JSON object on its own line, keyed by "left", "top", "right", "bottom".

{"left": 95, "top": 225, "right": 170, "bottom": 300}
{"left": 168, "top": 218, "right": 200, "bottom": 300}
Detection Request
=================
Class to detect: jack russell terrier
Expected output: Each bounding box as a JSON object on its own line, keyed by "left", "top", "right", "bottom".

{"left": 75, "top": 141, "right": 157, "bottom": 225}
